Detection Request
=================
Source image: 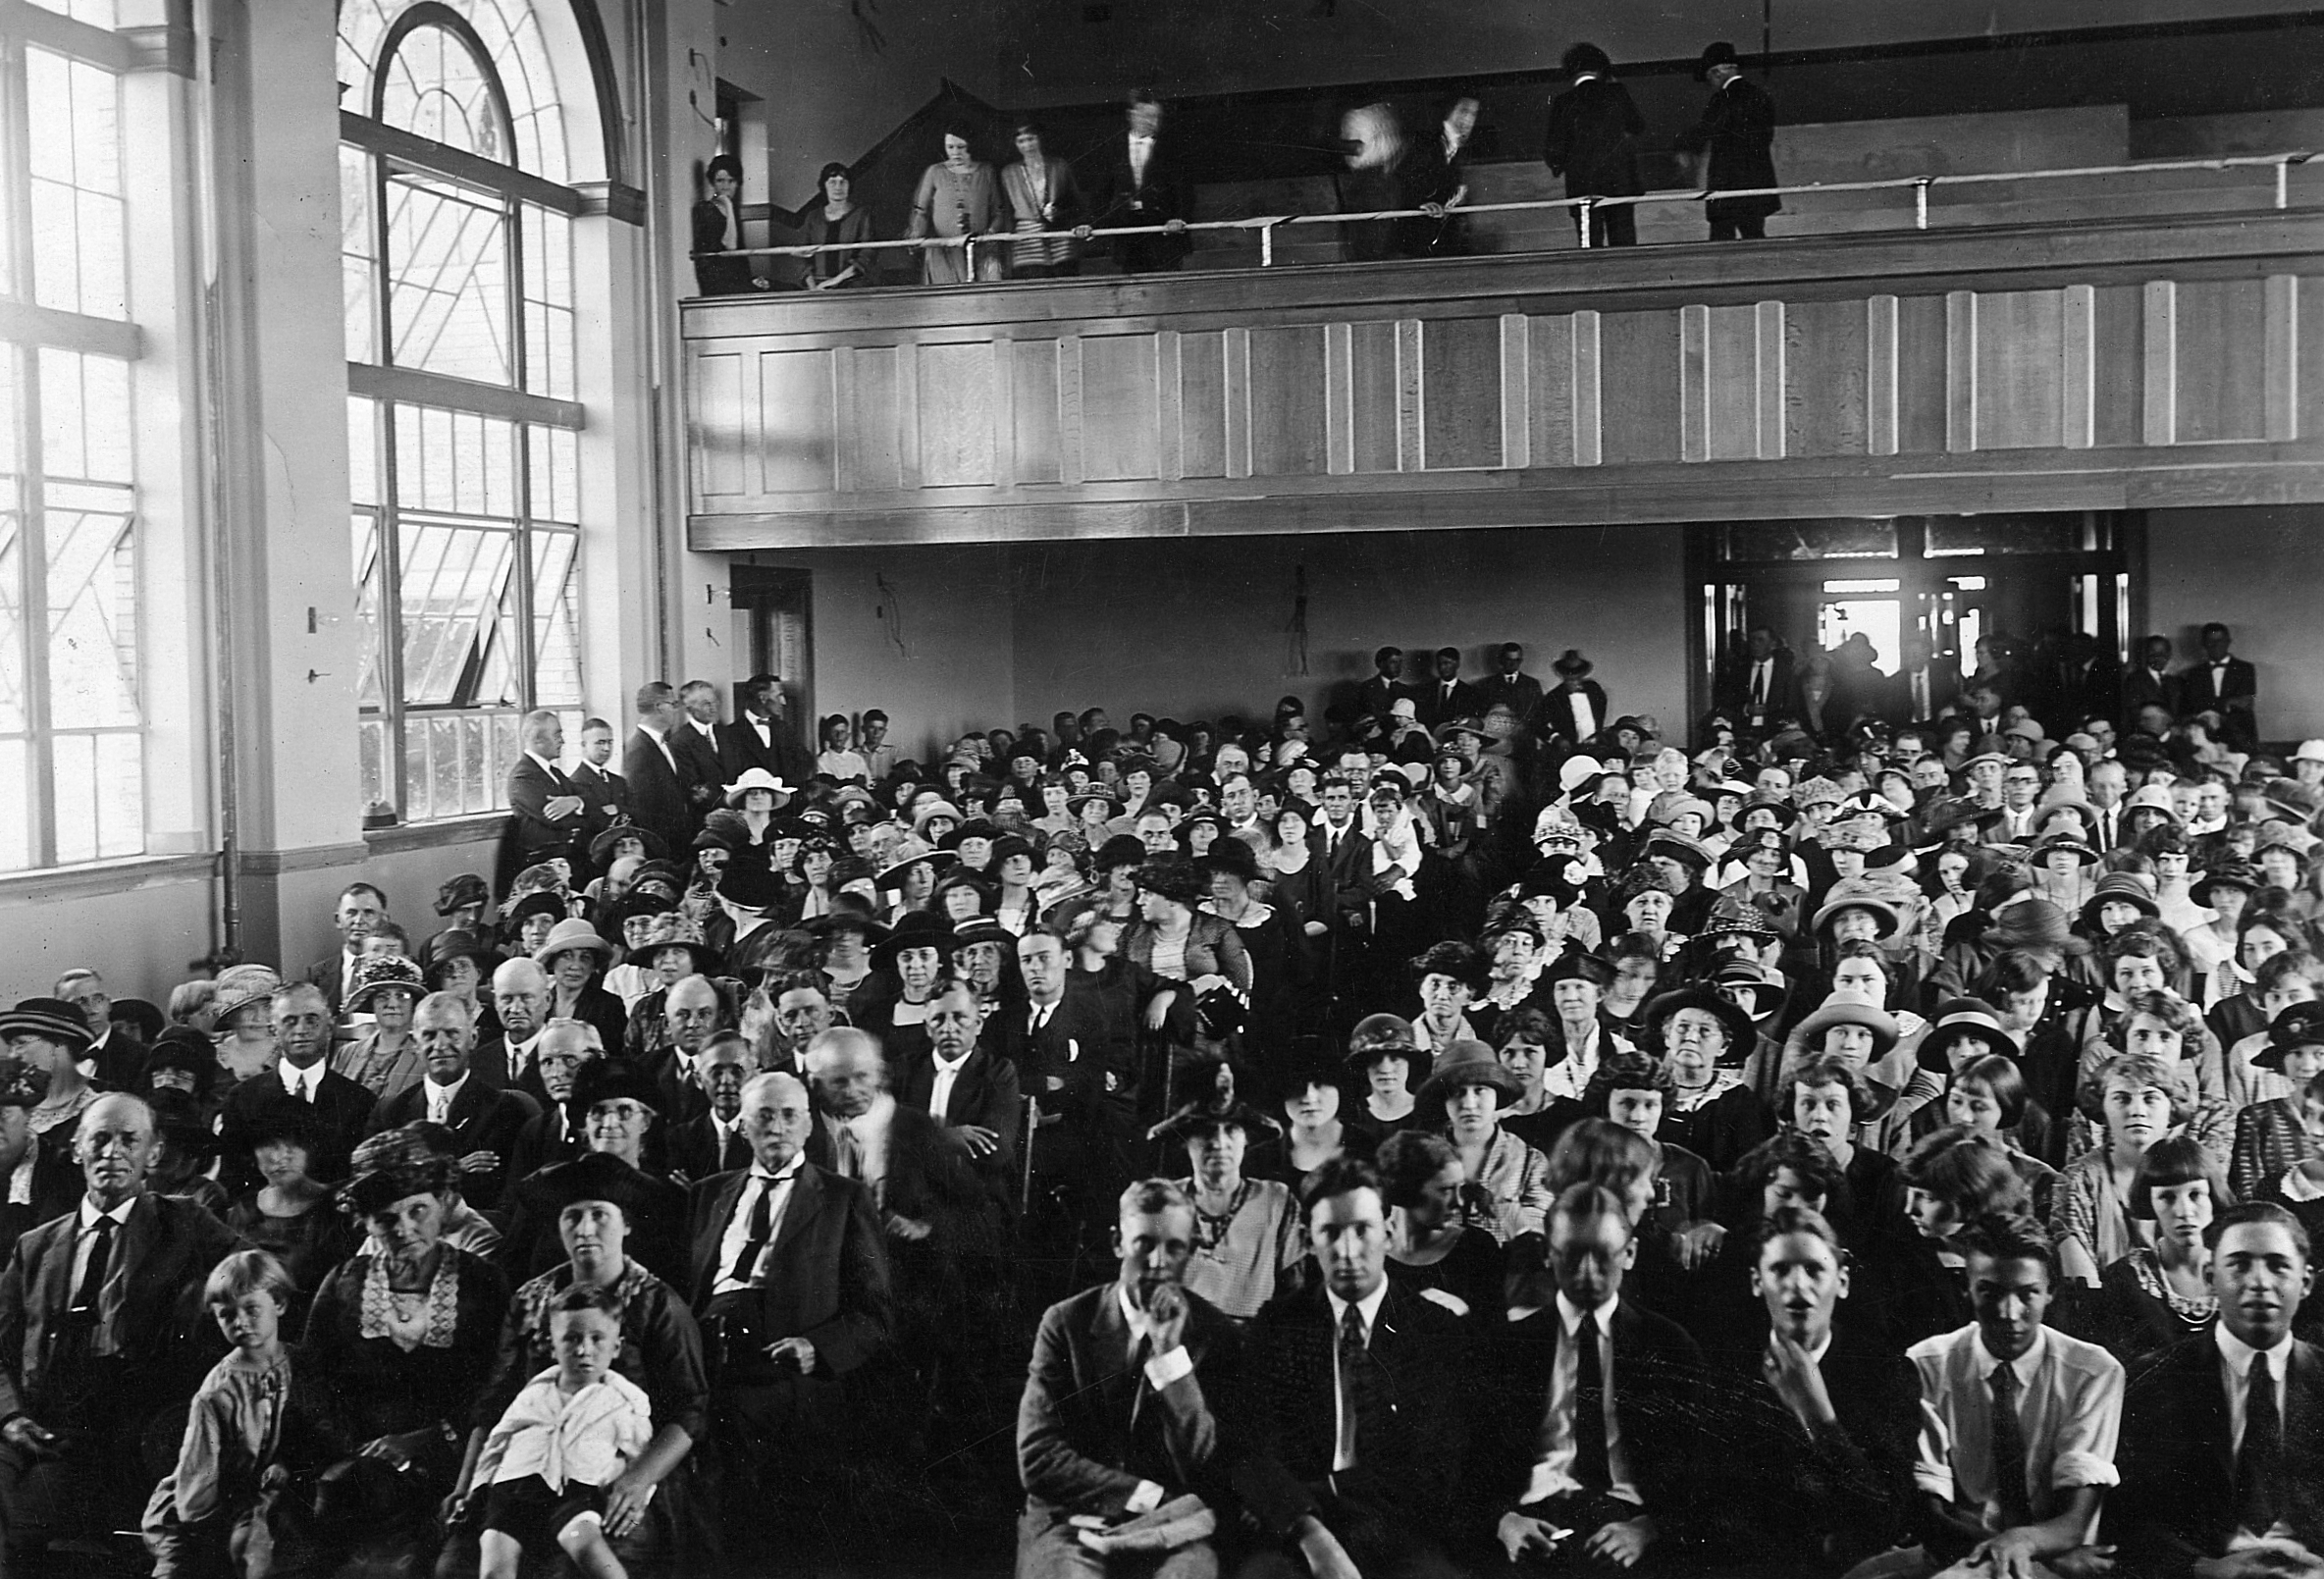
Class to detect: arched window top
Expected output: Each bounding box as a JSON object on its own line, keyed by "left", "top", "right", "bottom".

{"left": 342, "top": 0, "right": 568, "bottom": 183}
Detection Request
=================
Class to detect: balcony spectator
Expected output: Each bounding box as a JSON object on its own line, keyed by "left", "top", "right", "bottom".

{"left": 690, "top": 155, "right": 770, "bottom": 295}
{"left": 1676, "top": 41, "right": 1780, "bottom": 241}
{"left": 1544, "top": 43, "right": 1645, "bottom": 248}
{"left": 801, "top": 162, "right": 875, "bottom": 290}
{"left": 1002, "top": 122, "right": 1084, "bottom": 279}
{"left": 1091, "top": 90, "right": 1190, "bottom": 275}
{"left": 906, "top": 127, "right": 1007, "bottom": 286}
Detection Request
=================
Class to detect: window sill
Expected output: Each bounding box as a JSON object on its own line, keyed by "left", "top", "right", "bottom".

{"left": 362, "top": 814, "right": 507, "bottom": 855}
{"left": 0, "top": 851, "right": 217, "bottom": 903}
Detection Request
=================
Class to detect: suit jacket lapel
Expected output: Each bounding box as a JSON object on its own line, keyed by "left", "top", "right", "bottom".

{"left": 766, "top": 1164, "right": 823, "bottom": 1270}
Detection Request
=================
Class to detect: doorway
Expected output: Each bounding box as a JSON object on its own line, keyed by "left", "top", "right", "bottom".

{"left": 1686, "top": 513, "right": 2139, "bottom": 740}
{"left": 729, "top": 564, "right": 814, "bottom": 732}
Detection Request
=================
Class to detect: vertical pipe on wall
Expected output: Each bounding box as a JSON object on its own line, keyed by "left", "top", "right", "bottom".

{"left": 193, "top": 0, "right": 238, "bottom": 956}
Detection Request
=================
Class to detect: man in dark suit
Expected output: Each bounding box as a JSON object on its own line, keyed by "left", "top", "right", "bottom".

{"left": 1089, "top": 90, "right": 1190, "bottom": 275}
{"left": 2120, "top": 1204, "right": 2324, "bottom": 1576}
{"left": 1232, "top": 1157, "right": 1468, "bottom": 1579}
{"left": 1533, "top": 651, "right": 1612, "bottom": 751}
{"left": 1414, "top": 647, "right": 1483, "bottom": 731}
{"left": 1016, "top": 1177, "right": 1241, "bottom": 1579}
{"left": 372, "top": 991, "right": 539, "bottom": 1211}
{"left": 1544, "top": 43, "right": 1646, "bottom": 248}
{"left": 900, "top": 981, "right": 1023, "bottom": 1215}
{"left": 1675, "top": 41, "right": 1780, "bottom": 240}
{"left": 1716, "top": 624, "right": 1798, "bottom": 734}
{"left": 674, "top": 680, "right": 729, "bottom": 815}
{"left": 475, "top": 956, "right": 554, "bottom": 1098}
{"left": 499, "top": 708, "right": 587, "bottom": 897}
{"left": 666, "top": 1030, "right": 756, "bottom": 1184}
{"left": 0, "top": 1093, "right": 242, "bottom": 1569}
{"left": 716, "top": 672, "right": 815, "bottom": 789}
{"left": 1477, "top": 1183, "right": 1703, "bottom": 1572}
{"left": 569, "top": 716, "right": 632, "bottom": 860}
{"left": 648, "top": 974, "right": 726, "bottom": 1127}
{"left": 687, "top": 1070, "right": 891, "bottom": 1568}
{"left": 623, "top": 680, "right": 696, "bottom": 853}
{"left": 1355, "top": 647, "right": 1415, "bottom": 725}
{"left": 2179, "top": 621, "right": 2260, "bottom": 746}
{"left": 215, "top": 981, "right": 376, "bottom": 1188}
{"left": 305, "top": 880, "right": 387, "bottom": 1015}
{"left": 2121, "top": 635, "right": 2181, "bottom": 726}
{"left": 1474, "top": 643, "right": 1547, "bottom": 727}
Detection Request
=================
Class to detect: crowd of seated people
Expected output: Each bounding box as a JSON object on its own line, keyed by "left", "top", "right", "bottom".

{"left": 691, "top": 36, "right": 1783, "bottom": 293}
{"left": 7, "top": 618, "right": 2324, "bottom": 1579}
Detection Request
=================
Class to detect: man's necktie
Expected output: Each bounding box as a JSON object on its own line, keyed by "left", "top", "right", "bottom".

{"left": 2238, "top": 1352, "right": 2284, "bottom": 1534}
{"left": 1338, "top": 1304, "right": 1385, "bottom": 1468}
{"left": 71, "top": 1215, "right": 116, "bottom": 1318}
{"left": 1990, "top": 1361, "right": 2034, "bottom": 1530}
{"left": 1573, "top": 1310, "right": 1611, "bottom": 1492}
{"left": 1129, "top": 1332, "right": 1153, "bottom": 1432}
{"left": 835, "top": 1126, "right": 862, "bottom": 1180}
{"left": 726, "top": 1176, "right": 773, "bottom": 1287}
{"left": 1751, "top": 665, "right": 1767, "bottom": 711}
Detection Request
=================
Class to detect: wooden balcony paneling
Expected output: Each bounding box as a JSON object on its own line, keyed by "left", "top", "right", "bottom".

{"left": 681, "top": 211, "right": 2324, "bottom": 550}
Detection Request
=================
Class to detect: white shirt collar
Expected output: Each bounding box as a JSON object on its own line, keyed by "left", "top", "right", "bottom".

{"left": 1326, "top": 1281, "right": 1391, "bottom": 1338}
{"left": 1556, "top": 1290, "right": 1619, "bottom": 1336}
{"left": 425, "top": 1070, "right": 470, "bottom": 1110}
{"left": 1971, "top": 1326, "right": 2047, "bottom": 1390}
{"left": 280, "top": 1058, "right": 325, "bottom": 1098}
{"left": 930, "top": 1045, "right": 973, "bottom": 1075}
{"left": 2216, "top": 1320, "right": 2295, "bottom": 1377}
{"left": 79, "top": 1194, "right": 134, "bottom": 1231}
{"left": 526, "top": 750, "right": 560, "bottom": 775}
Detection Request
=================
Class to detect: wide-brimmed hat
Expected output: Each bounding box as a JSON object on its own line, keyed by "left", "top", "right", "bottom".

{"left": 1731, "top": 791, "right": 1799, "bottom": 831}
{"left": 715, "top": 862, "right": 781, "bottom": 913}
{"left": 872, "top": 910, "right": 956, "bottom": 971}
{"left": 2029, "top": 834, "right": 2101, "bottom": 868}
{"left": 344, "top": 955, "right": 426, "bottom": 1014}
{"left": 589, "top": 822, "right": 666, "bottom": 868}
{"left": 533, "top": 918, "right": 617, "bottom": 971}
{"left": 2258, "top": 1001, "right": 2324, "bottom": 1071}
{"left": 339, "top": 1125, "right": 459, "bottom": 1219}
{"left": 514, "top": 1148, "right": 667, "bottom": 1225}
{"left": 912, "top": 799, "right": 967, "bottom": 834}
{"left": 723, "top": 768, "right": 796, "bottom": 810}
{"left": 1552, "top": 649, "right": 1594, "bottom": 678}
{"left": 1198, "top": 837, "right": 1261, "bottom": 883}
{"left": 950, "top": 918, "right": 1016, "bottom": 953}
{"left": 435, "top": 873, "right": 491, "bottom": 917}
{"left": 800, "top": 907, "right": 892, "bottom": 946}
{"left": 627, "top": 912, "right": 724, "bottom": 974}
{"left": 875, "top": 837, "right": 958, "bottom": 890}
{"left": 140, "top": 1030, "right": 218, "bottom": 1096}
{"left": 1541, "top": 951, "right": 1615, "bottom": 988}
{"left": 108, "top": 997, "right": 164, "bottom": 1042}
{"left": 1982, "top": 898, "right": 2088, "bottom": 955}
{"left": 1150, "top": 1096, "right": 1282, "bottom": 1143}
{"left": 1712, "top": 961, "right": 1787, "bottom": 1019}
{"left": 1433, "top": 715, "right": 1489, "bottom": 748}
{"left": 1556, "top": 756, "right": 1607, "bottom": 797}
{"left": 1834, "top": 792, "right": 1908, "bottom": 825}
{"left": 1916, "top": 997, "right": 2021, "bottom": 1074}
{"left": 2264, "top": 778, "right": 2324, "bottom": 825}
{"left": 1068, "top": 788, "right": 1124, "bottom": 818}
{"left": 1919, "top": 798, "right": 2004, "bottom": 843}
{"left": 1641, "top": 986, "right": 1757, "bottom": 1067}
{"left": 1694, "top": 38, "right": 1741, "bottom": 79}
{"left": 421, "top": 928, "right": 505, "bottom": 981}
{"left": 505, "top": 890, "right": 570, "bottom": 927}
{"left": 1416, "top": 1039, "right": 1522, "bottom": 1109}
{"left": 572, "top": 1058, "right": 663, "bottom": 1116}
{"left": 1699, "top": 898, "right": 1783, "bottom": 942}
{"left": 207, "top": 966, "right": 286, "bottom": 1028}
{"left": 242, "top": 1091, "right": 332, "bottom": 1153}
{"left": 1791, "top": 998, "right": 1900, "bottom": 1061}
{"left": 1410, "top": 940, "right": 1488, "bottom": 993}
{"left": 2190, "top": 862, "right": 2264, "bottom": 908}
{"left": 1642, "top": 830, "right": 1713, "bottom": 871}
{"left": 1811, "top": 882, "right": 1903, "bottom": 940}
{"left": 2079, "top": 872, "right": 2161, "bottom": 932}
{"left": 2122, "top": 785, "right": 2181, "bottom": 823}
{"left": 1649, "top": 793, "right": 1717, "bottom": 831}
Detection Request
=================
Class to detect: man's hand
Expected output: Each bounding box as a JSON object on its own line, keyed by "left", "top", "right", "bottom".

{"left": 601, "top": 1464, "right": 658, "bottom": 1540}
{"left": 1141, "top": 1283, "right": 1189, "bottom": 1355}
{"left": 544, "top": 794, "right": 585, "bottom": 822}
{"left": 886, "top": 1213, "right": 932, "bottom": 1241}
{"left": 1968, "top": 1527, "right": 2049, "bottom": 1579}
{"left": 1763, "top": 1330, "right": 1837, "bottom": 1428}
{"left": 766, "top": 1337, "right": 818, "bottom": 1373}
{"left": 1585, "top": 1516, "right": 1656, "bottom": 1568}
{"left": 1304, "top": 920, "right": 1330, "bottom": 937}
{"left": 457, "top": 1150, "right": 502, "bottom": 1177}
{"left": 1162, "top": 219, "right": 1188, "bottom": 235}
{"left": 1420, "top": 201, "right": 1447, "bottom": 219}
{"left": 1, "top": 1416, "right": 57, "bottom": 1457}
{"left": 1497, "top": 1511, "right": 1567, "bottom": 1561}
{"left": 951, "top": 1125, "right": 1002, "bottom": 1160}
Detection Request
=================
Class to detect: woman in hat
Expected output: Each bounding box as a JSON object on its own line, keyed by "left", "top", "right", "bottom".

{"left": 335, "top": 955, "right": 429, "bottom": 1103}
{"left": 2184, "top": 861, "right": 2262, "bottom": 991}
{"left": 1468, "top": 913, "right": 1553, "bottom": 1045}
{"left": 1154, "top": 1097, "right": 1301, "bottom": 1322}
{"left": 210, "top": 964, "right": 289, "bottom": 1088}
{"left": 456, "top": 1149, "right": 709, "bottom": 1579}
{"left": 1640, "top": 986, "right": 1770, "bottom": 1174}
{"left": 2227, "top": 1003, "right": 2324, "bottom": 1201}
{"left": 1719, "top": 827, "right": 1806, "bottom": 940}
{"left": 2052, "top": 1051, "right": 2190, "bottom": 1287}
{"left": 1201, "top": 837, "right": 1304, "bottom": 1066}
{"left": 536, "top": 919, "right": 629, "bottom": 1057}
{"left": 0, "top": 994, "right": 104, "bottom": 1139}
{"left": 305, "top": 1128, "right": 512, "bottom": 1554}
{"left": 2027, "top": 832, "right": 2101, "bottom": 917}
{"left": 616, "top": 915, "right": 727, "bottom": 1061}
{"left": 1376, "top": 1129, "right": 1503, "bottom": 1324}
{"left": 2078, "top": 1135, "right": 2226, "bottom": 1363}
{"left": 1407, "top": 939, "right": 1486, "bottom": 1056}
{"left": 983, "top": 834, "right": 1041, "bottom": 937}
{"left": 140, "top": 1026, "right": 223, "bottom": 1117}
{"left": 502, "top": 1062, "right": 687, "bottom": 1289}
{"left": 225, "top": 1098, "right": 355, "bottom": 1326}
{"left": 1247, "top": 1045, "right": 1373, "bottom": 1192}
{"left": 502, "top": 890, "right": 568, "bottom": 958}
{"left": 1347, "top": 1014, "right": 1422, "bottom": 1136}
{"left": 875, "top": 838, "right": 954, "bottom": 925}
{"left": 929, "top": 864, "right": 996, "bottom": 926}
{"left": 1421, "top": 1038, "right": 1551, "bottom": 1247}
{"left": 1126, "top": 856, "right": 1251, "bottom": 1080}
{"left": 2075, "top": 869, "right": 2162, "bottom": 953}
{"left": 778, "top": 833, "right": 846, "bottom": 928}
{"left": 1781, "top": 997, "right": 1914, "bottom": 1156}
{"left": 847, "top": 911, "right": 958, "bottom": 1065}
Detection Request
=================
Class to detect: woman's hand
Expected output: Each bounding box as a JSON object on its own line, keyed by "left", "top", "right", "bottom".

{"left": 1144, "top": 992, "right": 1176, "bottom": 1031}
{"left": 1420, "top": 201, "right": 1447, "bottom": 219}
{"left": 358, "top": 1430, "right": 429, "bottom": 1472}
{"left": 601, "top": 1464, "right": 660, "bottom": 1540}
{"left": 1072, "top": 225, "right": 1093, "bottom": 240}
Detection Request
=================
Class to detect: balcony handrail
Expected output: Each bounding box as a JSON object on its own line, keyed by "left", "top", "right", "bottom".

{"left": 704, "top": 148, "right": 2316, "bottom": 266}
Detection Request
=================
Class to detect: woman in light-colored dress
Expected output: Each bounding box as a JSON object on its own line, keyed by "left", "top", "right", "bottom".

{"left": 905, "top": 127, "right": 1007, "bottom": 285}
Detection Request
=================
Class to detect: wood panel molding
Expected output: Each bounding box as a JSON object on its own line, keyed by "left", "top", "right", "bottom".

{"left": 683, "top": 211, "right": 2324, "bottom": 549}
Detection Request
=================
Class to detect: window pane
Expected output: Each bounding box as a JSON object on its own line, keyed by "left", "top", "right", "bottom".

{"left": 351, "top": 510, "right": 387, "bottom": 709}
{"left": 385, "top": 172, "right": 512, "bottom": 385}
{"left": 342, "top": 146, "right": 380, "bottom": 365}
{"left": 39, "top": 350, "right": 133, "bottom": 484}
{"left": 1922, "top": 515, "right": 2090, "bottom": 556}
{"left": 520, "top": 205, "right": 574, "bottom": 399}
{"left": 1719, "top": 519, "right": 1898, "bottom": 562}
{"left": 530, "top": 528, "right": 580, "bottom": 707}
{"left": 0, "top": 494, "right": 22, "bottom": 735}
{"left": 26, "top": 51, "right": 126, "bottom": 320}
{"left": 42, "top": 487, "right": 138, "bottom": 726}
{"left": 397, "top": 517, "right": 519, "bottom": 708}
{"left": 396, "top": 405, "right": 515, "bottom": 516}
{"left": 358, "top": 715, "right": 389, "bottom": 813}
{"left": 527, "top": 424, "right": 576, "bottom": 524}
{"left": 91, "top": 730, "right": 142, "bottom": 859}
{"left": 339, "top": 0, "right": 567, "bottom": 182}
{"left": 379, "top": 22, "right": 512, "bottom": 161}
{"left": 348, "top": 397, "right": 380, "bottom": 506}
{"left": 24, "top": 0, "right": 115, "bottom": 27}
{"left": 0, "top": 739, "right": 27, "bottom": 871}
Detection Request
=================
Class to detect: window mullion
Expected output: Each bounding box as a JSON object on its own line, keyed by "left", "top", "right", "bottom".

{"left": 17, "top": 347, "right": 54, "bottom": 867}
{"left": 376, "top": 404, "right": 408, "bottom": 816}
{"left": 0, "top": 35, "right": 31, "bottom": 301}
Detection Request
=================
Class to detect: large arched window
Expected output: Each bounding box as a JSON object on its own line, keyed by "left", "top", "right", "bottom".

{"left": 341, "top": 0, "right": 585, "bottom": 822}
